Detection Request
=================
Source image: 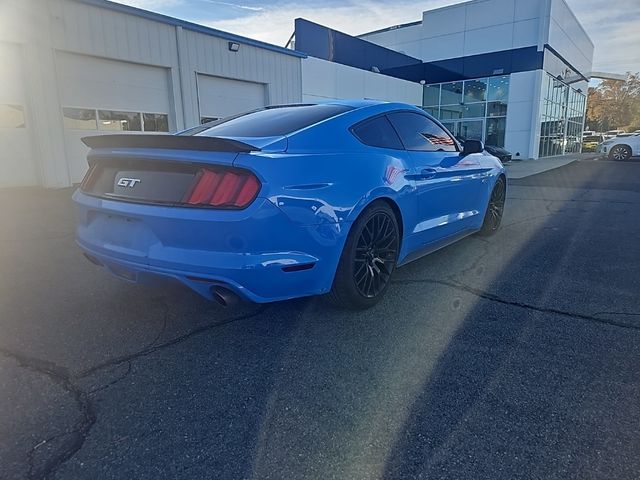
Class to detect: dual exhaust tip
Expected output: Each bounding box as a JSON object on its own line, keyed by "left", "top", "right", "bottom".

{"left": 84, "top": 252, "right": 240, "bottom": 307}
{"left": 211, "top": 286, "right": 240, "bottom": 307}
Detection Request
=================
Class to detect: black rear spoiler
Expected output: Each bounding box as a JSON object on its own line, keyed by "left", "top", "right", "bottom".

{"left": 81, "top": 134, "right": 259, "bottom": 152}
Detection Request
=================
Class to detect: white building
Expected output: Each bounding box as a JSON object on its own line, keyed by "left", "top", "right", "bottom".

{"left": 304, "top": 0, "right": 593, "bottom": 160}
{"left": 0, "top": 0, "right": 592, "bottom": 188}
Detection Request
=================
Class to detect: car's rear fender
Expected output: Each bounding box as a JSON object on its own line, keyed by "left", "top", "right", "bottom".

{"left": 233, "top": 150, "right": 415, "bottom": 228}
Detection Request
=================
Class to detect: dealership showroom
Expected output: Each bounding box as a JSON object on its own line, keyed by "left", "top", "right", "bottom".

{"left": 1, "top": 0, "right": 593, "bottom": 188}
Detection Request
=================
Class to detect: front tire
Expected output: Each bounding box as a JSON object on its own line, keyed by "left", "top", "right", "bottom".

{"left": 478, "top": 176, "right": 506, "bottom": 236}
{"left": 327, "top": 201, "right": 400, "bottom": 309}
{"left": 609, "top": 145, "right": 632, "bottom": 161}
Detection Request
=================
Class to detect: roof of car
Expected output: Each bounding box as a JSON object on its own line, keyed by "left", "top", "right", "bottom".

{"left": 275, "top": 99, "right": 425, "bottom": 112}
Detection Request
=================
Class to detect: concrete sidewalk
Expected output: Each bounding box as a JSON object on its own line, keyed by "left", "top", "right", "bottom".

{"left": 504, "top": 153, "right": 600, "bottom": 179}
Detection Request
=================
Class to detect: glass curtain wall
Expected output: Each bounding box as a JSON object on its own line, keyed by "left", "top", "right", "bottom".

{"left": 422, "top": 75, "right": 510, "bottom": 147}
{"left": 538, "top": 72, "right": 586, "bottom": 157}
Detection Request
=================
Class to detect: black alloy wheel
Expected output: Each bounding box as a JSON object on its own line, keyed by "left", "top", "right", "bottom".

{"left": 609, "top": 145, "right": 632, "bottom": 161}
{"left": 479, "top": 177, "right": 506, "bottom": 236}
{"left": 328, "top": 201, "right": 400, "bottom": 309}
{"left": 353, "top": 211, "right": 398, "bottom": 298}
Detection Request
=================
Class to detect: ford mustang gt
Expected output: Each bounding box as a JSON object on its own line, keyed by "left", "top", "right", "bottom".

{"left": 73, "top": 100, "right": 506, "bottom": 309}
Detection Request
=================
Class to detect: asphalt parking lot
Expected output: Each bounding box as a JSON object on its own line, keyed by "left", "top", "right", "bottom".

{"left": 1, "top": 156, "right": 639, "bottom": 480}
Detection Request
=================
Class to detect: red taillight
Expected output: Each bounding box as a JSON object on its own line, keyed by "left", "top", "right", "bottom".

{"left": 183, "top": 168, "right": 261, "bottom": 208}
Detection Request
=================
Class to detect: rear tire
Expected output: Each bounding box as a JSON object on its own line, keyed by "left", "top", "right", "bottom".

{"left": 327, "top": 201, "right": 400, "bottom": 310}
{"left": 609, "top": 145, "right": 631, "bottom": 161}
{"left": 478, "top": 176, "right": 506, "bottom": 236}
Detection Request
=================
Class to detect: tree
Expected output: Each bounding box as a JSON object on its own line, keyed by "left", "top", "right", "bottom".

{"left": 586, "top": 72, "right": 640, "bottom": 132}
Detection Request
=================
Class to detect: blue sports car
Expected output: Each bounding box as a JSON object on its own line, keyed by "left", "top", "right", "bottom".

{"left": 73, "top": 100, "right": 506, "bottom": 309}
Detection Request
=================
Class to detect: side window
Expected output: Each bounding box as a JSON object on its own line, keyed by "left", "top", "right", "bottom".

{"left": 351, "top": 115, "right": 404, "bottom": 150}
{"left": 387, "top": 111, "right": 457, "bottom": 152}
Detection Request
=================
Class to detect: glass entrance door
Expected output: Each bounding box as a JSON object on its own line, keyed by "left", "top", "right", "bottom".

{"left": 441, "top": 119, "right": 484, "bottom": 143}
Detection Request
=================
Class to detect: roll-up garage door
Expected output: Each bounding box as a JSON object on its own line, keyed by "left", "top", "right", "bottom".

{"left": 197, "top": 74, "right": 266, "bottom": 123}
{"left": 56, "top": 52, "right": 172, "bottom": 183}
{"left": 0, "top": 42, "right": 37, "bottom": 187}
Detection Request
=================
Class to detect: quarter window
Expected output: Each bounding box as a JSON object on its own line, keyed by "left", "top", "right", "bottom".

{"left": 351, "top": 116, "right": 403, "bottom": 150}
{"left": 387, "top": 112, "right": 457, "bottom": 152}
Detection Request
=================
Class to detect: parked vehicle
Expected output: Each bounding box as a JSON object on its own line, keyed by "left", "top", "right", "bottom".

{"left": 582, "top": 130, "right": 596, "bottom": 137}
{"left": 603, "top": 129, "right": 626, "bottom": 140}
{"left": 483, "top": 144, "right": 512, "bottom": 163}
{"left": 597, "top": 133, "right": 640, "bottom": 160}
{"left": 74, "top": 100, "right": 506, "bottom": 309}
{"left": 455, "top": 136, "right": 512, "bottom": 162}
{"left": 582, "top": 135, "right": 604, "bottom": 152}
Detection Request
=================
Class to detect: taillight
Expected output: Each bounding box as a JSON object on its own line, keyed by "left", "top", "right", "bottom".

{"left": 183, "top": 168, "right": 261, "bottom": 208}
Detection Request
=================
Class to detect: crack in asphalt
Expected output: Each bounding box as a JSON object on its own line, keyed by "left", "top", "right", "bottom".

{"left": 76, "top": 305, "right": 269, "bottom": 379}
{"left": 86, "top": 361, "right": 132, "bottom": 397}
{"left": 0, "top": 304, "right": 269, "bottom": 480}
{"left": 391, "top": 277, "right": 640, "bottom": 331}
{"left": 0, "top": 348, "right": 96, "bottom": 480}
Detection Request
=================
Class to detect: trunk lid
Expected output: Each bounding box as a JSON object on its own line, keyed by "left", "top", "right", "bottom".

{"left": 80, "top": 134, "right": 262, "bottom": 208}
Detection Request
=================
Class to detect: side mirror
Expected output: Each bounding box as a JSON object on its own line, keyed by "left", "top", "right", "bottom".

{"left": 462, "top": 139, "right": 484, "bottom": 155}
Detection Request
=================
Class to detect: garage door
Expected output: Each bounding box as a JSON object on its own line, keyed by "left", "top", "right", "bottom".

{"left": 0, "top": 42, "right": 37, "bottom": 187}
{"left": 56, "top": 52, "right": 173, "bottom": 183}
{"left": 197, "top": 75, "right": 266, "bottom": 123}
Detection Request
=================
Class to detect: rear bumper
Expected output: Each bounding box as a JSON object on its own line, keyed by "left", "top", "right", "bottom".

{"left": 73, "top": 190, "right": 347, "bottom": 302}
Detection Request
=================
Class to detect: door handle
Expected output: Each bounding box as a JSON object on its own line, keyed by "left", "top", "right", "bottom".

{"left": 419, "top": 168, "right": 437, "bottom": 179}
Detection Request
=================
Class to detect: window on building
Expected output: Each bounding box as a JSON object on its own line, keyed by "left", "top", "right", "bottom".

{"left": 351, "top": 115, "right": 404, "bottom": 150}
{"left": 464, "top": 79, "right": 487, "bottom": 103}
{"left": 143, "top": 113, "right": 169, "bottom": 132}
{"left": 487, "top": 102, "right": 508, "bottom": 117}
{"left": 0, "top": 104, "right": 26, "bottom": 128}
{"left": 538, "top": 72, "right": 585, "bottom": 157}
{"left": 422, "top": 75, "right": 510, "bottom": 147}
{"left": 488, "top": 76, "right": 510, "bottom": 102}
{"left": 485, "top": 117, "right": 506, "bottom": 147}
{"left": 387, "top": 111, "right": 457, "bottom": 152}
{"left": 423, "top": 84, "right": 440, "bottom": 107}
{"left": 462, "top": 103, "right": 486, "bottom": 118}
{"left": 440, "top": 82, "right": 463, "bottom": 105}
{"left": 98, "top": 110, "right": 142, "bottom": 131}
{"left": 439, "top": 105, "right": 464, "bottom": 120}
{"left": 422, "top": 107, "right": 438, "bottom": 117}
{"left": 63, "top": 108, "right": 97, "bottom": 130}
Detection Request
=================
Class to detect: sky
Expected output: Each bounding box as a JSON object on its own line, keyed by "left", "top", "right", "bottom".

{"left": 115, "top": 0, "right": 640, "bottom": 75}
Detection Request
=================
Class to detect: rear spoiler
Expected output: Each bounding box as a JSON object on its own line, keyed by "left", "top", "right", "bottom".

{"left": 81, "top": 134, "right": 259, "bottom": 152}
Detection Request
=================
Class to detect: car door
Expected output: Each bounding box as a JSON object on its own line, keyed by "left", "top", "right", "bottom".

{"left": 387, "top": 111, "right": 486, "bottom": 246}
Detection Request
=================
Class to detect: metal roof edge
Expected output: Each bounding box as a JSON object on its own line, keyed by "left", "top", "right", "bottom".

{"left": 71, "top": 0, "right": 307, "bottom": 58}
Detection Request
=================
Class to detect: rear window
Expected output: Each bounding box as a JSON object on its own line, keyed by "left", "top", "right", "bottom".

{"left": 584, "top": 136, "right": 603, "bottom": 142}
{"left": 187, "top": 104, "right": 353, "bottom": 138}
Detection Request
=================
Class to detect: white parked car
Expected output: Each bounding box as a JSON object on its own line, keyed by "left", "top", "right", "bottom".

{"left": 603, "top": 129, "right": 626, "bottom": 140}
{"left": 597, "top": 133, "right": 640, "bottom": 160}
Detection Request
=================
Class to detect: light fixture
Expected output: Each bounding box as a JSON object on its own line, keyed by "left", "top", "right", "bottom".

{"left": 371, "top": 66, "right": 380, "bottom": 73}
{"left": 228, "top": 42, "right": 240, "bottom": 52}
{"left": 419, "top": 80, "right": 426, "bottom": 85}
